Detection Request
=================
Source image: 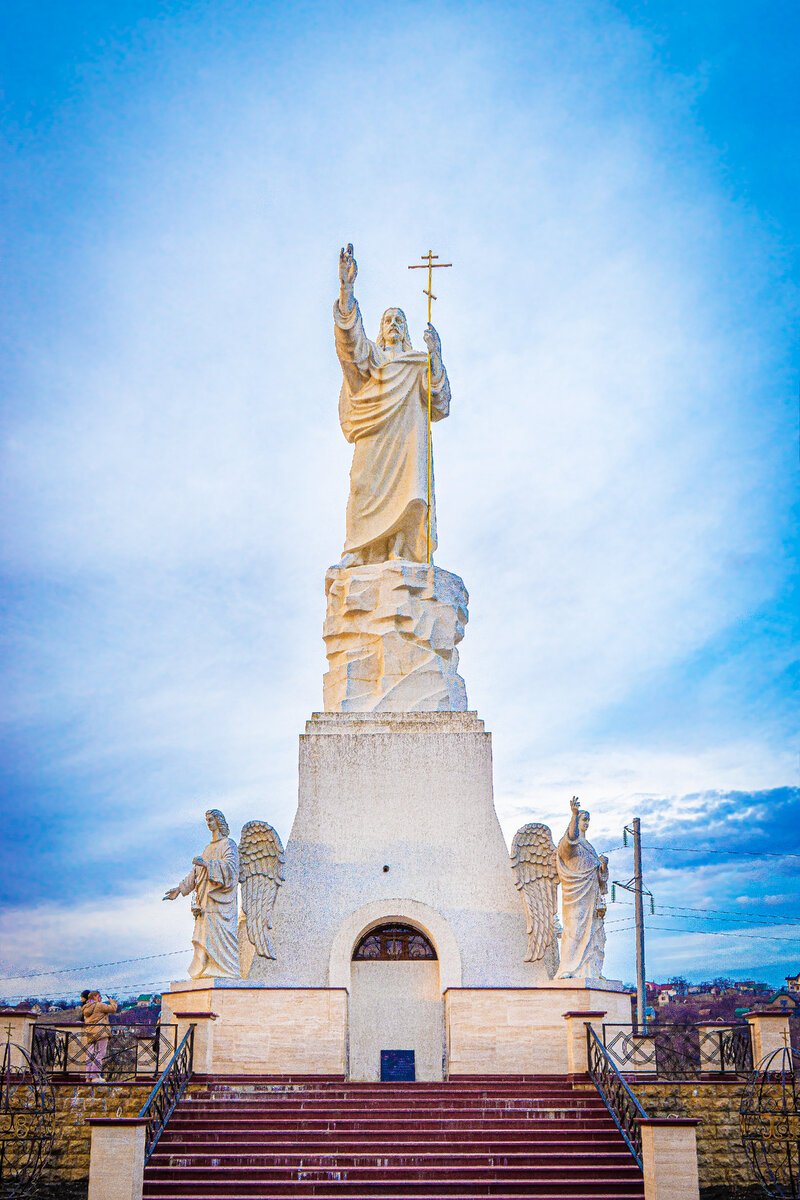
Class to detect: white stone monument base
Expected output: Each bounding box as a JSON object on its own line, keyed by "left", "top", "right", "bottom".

{"left": 161, "top": 980, "right": 348, "bottom": 1076}
{"left": 162, "top": 978, "right": 632, "bottom": 1079}
{"left": 323, "top": 561, "right": 468, "bottom": 712}
{"left": 446, "top": 982, "right": 633, "bottom": 1077}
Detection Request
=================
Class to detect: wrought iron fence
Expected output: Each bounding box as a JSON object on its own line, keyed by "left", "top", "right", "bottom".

{"left": 602, "top": 1022, "right": 753, "bottom": 1080}
{"left": 139, "top": 1026, "right": 194, "bottom": 1163}
{"left": 740, "top": 1044, "right": 799, "bottom": 1199}
{"left": 30, "top": 1024, "right": 177, "bottom": 1082}
{"left": 586, "top": 1024, "right": 646, "bottom": 1168}
{"left": 0, "top": 1038, "right": 55, "bottom": 1200}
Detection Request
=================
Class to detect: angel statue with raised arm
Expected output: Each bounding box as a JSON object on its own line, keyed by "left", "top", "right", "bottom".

{"left": 163, "top": 810, "right": 285, "bottom": 981}
{"left": 555, "top": 796, "right": 609, "bottom": 980}
{"left": 510, "top": 822, "right": 562, "bottom": 976}
{"left": 334, "top": 243, "right": 451, "bottom": 566}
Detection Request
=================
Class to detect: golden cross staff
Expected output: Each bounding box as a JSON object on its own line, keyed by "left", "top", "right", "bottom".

{"left": 408, "top": 250, "right": 452, "bottom": 564}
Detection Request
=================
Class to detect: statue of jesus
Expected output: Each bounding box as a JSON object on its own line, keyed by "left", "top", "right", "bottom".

{"left": 334, "top": 244, "right": 451, "bottom": 566}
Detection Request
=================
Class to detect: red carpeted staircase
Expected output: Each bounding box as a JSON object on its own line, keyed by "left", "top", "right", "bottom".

{"left": 142, "top": 1074, "right": 645, "bottom": 1199}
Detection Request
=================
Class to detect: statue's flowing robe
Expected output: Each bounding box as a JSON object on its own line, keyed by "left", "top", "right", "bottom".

{"left": 555, "top": 833, "right": 607, "bottom": 979}
{"left": 178, "top": 835, "right": 240, "bottom": 980}
{"left": 334, "top": 300, "right": 451, "bottom": 562}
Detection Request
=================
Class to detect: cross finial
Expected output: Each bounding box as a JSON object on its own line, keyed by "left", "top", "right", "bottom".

{"left": 406, "top": 251, "right": 452, "bottom": 563}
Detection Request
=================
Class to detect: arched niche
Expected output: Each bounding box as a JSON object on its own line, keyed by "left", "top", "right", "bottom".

{"left": 328, "top": 898, "right": 462, "bottom": 992}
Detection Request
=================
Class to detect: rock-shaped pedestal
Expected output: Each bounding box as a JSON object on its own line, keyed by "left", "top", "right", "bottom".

{"left": 323, "top": 561, "right": 468, "bottom": 713}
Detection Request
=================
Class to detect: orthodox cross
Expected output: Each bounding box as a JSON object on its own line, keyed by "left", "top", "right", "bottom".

{"left": 408, "top": 251, "right": 452, "bottom": 564}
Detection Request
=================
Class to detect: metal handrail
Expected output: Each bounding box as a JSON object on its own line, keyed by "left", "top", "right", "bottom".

{"left": 139, "top": 1025, "right": 194, "bottom": 1162}
{"left": 586, "top": 1023, "right": 647, "bottom": 1168}
{"left": 31, "top": 1022, "right": 178, "bottom": 1081}
{"left": 602, "top": 1021, "right": 753, "bottom": 1079}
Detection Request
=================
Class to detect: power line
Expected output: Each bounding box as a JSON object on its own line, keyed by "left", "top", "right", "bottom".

{"left": 0, "top": 977, "right": 177, "bottom": 1005}
{"left": 610, "top": 900, "right": 800, "bottom": 926}
{"left": 632, "top": 924, "right": 798, "bottom": 943}
{"left": 0, "top": 950, "right": 187, "bottom": 984}
{"left": 641, "top": 843, "right": 800, "bottom": 860}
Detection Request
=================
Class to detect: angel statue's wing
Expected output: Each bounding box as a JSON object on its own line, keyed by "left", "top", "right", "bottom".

{"left": 238, "top": 820, "right": 286, "bottom": 960}
{"left": 510, "top": 823, "right": 558, "bottom": 963}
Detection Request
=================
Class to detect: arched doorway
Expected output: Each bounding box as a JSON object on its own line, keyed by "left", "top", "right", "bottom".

{"left": 349, "top": 922, "right": 443, "bottom": 1081}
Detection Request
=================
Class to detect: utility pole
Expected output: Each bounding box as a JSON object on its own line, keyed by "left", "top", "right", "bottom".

{"left": 613, "top": 817, "right": 652, "bottom": 1033}
{"left": 632, "top": 817, "right": 646, "bottom": 1034}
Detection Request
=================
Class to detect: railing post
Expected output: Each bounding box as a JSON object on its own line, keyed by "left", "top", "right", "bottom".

{"left": 638, "top": 1118, "right": 700, "bottom": 1200}
{"left": 173, "top": 1013, "right": 211, "bottom": 1072}
{"left": 745, "top": 1009, "right": 792, "bottom": 1063}
{"left": 87, "top": 1117, "right": 148, "bottom": 1200}
{"left": 563, "top": 1010, "right": 607, "bottom": 1074}
{"left": 0, "top": 1010, "right": 37, "bottom": 1068}
{"left": 697, "top": 1023, "right": 734, "bottom": 1074}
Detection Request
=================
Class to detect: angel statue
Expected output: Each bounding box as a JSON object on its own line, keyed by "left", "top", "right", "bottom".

{"left": 510, "top": 823, "right": 561, "bottom": 976}
{"left": 163, "top": 810, "right": 285, "bottom": 981}
{"left": 237, "top": 820, "right": 285, "bottom": 962}
{"left": 555, "top": 796, "right": 608, "bottom": 980}
{"left": 163, "top": 809, "right": 240, "bottom": 979}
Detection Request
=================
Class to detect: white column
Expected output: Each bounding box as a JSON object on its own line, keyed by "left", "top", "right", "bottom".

{"left": 745, "top": 1010, "right": 792, "bottom": 1064}
{"left": 639, "top": 1118, "right": 700, "bottom": 1200}
{"left": 87, "top": 1118, "right": 147, "bottom": 1200}
{"left": 563, "top": 1010, "right": 607, "bottom": 1074}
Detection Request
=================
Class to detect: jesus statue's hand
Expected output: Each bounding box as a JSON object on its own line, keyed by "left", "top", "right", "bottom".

{"left": 423, "top": 323, "right": 442, "bottom": 363}
{"left": 162, "top": 887, "right": 180, "bottom": 901}
{"left": 339, "top": 243, "right": 357, "bottom": 287}
{"left": 570, "top": 795, "right": 580, "bottom": 814}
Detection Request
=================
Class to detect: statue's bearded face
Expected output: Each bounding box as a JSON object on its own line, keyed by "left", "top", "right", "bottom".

{"left": 578, "top": 811, "right": 590, "bottom": 834}
{"left": 381, "top": 308, "right": 407, "bottom": 346}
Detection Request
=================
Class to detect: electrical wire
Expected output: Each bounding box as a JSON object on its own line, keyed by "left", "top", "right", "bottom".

{"left": 641, "top": 843, "right": 800, "bottom": 859}
{"left": 609, "top": 900, "right": 800, "bottom": 926}
{"left": 622, "top": 924, "right": 797, "bottom": 943}
{"left": 0, "top": 950, "right": 187, "bottom": 983}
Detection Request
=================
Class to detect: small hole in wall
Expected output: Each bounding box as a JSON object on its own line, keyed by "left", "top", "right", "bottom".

{"left": 383, "top": 865, "right": 390, "bottom": 872}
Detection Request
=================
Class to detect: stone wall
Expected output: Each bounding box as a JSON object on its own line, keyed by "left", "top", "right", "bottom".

{"left": 631, "top": 1079, "right": 760, "bottom": 1196}
{"left": 43, "top": 1082, "right": 151, "bottom": 1185}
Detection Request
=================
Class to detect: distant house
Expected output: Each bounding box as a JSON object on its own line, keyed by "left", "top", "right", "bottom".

{"left": 764, "top": 989, "right": 798, "bottom": 1012}
{"left": 786, "top": 971, "right": 800, "bottom": 991}
{"left": 137, "top": 994, "right": 161, "bottom": 1007}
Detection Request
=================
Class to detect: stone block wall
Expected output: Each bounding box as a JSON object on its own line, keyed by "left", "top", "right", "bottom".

{"left": 43, "top": 1082, "right": 151, "bottom": 1186}
{"left": 631, "top": 1079, "right": 760, "bottom": 1196}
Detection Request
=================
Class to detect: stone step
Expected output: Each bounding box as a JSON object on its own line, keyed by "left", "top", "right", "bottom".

{"left": 156, "top": 1134, "right": 624, "bottom": 1151}
{"left": 143, "top": 1183, "right": 644, "bottom": 1198}
{"left": 164, "top": 1118, "right": 617, "bottom": 1134}
{"left": 148, "top": 1151, "right": 638, "bottom": 1170}
{"left": 144, "top": 1194, "right": 642, "bottom": 1200}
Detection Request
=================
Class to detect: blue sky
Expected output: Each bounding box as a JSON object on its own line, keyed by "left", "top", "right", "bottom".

{"left": 1, "top": 0, "right": 798, "bottom": 1000}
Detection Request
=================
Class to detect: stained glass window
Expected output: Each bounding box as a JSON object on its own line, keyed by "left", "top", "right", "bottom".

{"left": 352, "top": 923, "right": 437, "bottom": 961}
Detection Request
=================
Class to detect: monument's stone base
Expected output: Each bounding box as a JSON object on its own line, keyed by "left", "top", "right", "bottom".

{"left": 161, "top": 978, "right": 632, "bottom": 1079}
{"left": 323, "top": 561, "right": 468, "bottom": 712}
{"left": 161, "top": 981, "right": 347, "bottom": 1076}
{"left": 247, "top": 711, "right": 546, "bottom": 989}
{"left": 446, "top": 982, "right": 633, "bottom": 1077}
